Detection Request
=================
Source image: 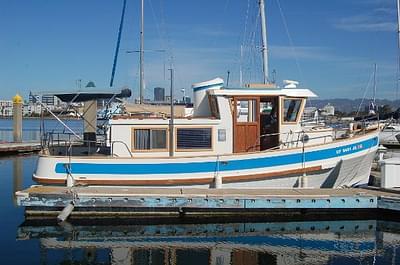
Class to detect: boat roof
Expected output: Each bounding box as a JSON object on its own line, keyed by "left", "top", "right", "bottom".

{"left": 208, "top": 87, "right": 317, "bottom": 98}
{"left": 40, "top": 88, "right": 132, "bottom": 102}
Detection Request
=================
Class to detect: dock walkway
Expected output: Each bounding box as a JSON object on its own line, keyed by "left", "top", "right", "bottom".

{"left": 15, "top": 186, "right": 400, "bottom": 217}
{"left": 0, "top": 142, "right": 41, "bottom": 155}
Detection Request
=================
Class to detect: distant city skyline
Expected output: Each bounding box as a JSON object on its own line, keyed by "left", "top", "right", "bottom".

{"left": 1, "top": 0, "right": 400, "bottom": 101}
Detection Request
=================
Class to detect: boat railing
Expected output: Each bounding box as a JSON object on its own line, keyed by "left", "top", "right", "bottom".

{"left": 42, "top": 132, "right": 79, "bottom": 147}
{"left": 42, "top": 132, "right": 104, "bottom": 156}
{"left": 249, "top": 128, "right": 342, "bottom": 152}
{"left": 42, "top": 131, "right": 134, "bottom": 157}
{"left": 252, "top": 120, "right": 379, "bottom": 152}
{"left": 110, "top": 141, "right": 133, "bottom": 158}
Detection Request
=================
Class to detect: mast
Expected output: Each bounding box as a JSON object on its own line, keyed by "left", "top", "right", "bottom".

{"left": 109, "top": 0, "right": 127, "bottom": 87}
{"left": 373, "top": 63, "right": 377, "bottom": 105}
{"left": 397, "top": 0, "right": 400, "bottom": 99}
{"left": 259, "top": 0, "right": 269, "bottom": 84}
{"left": 139, "top": 0, "right": 144, "bottom": 104}
{"left": 239, "top": 45, "right": 243, "bottom": 86}
{"left": 169, "top": 69, "right": 174, "bottom": 157}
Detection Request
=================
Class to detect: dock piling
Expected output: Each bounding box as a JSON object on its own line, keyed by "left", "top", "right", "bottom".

{"left": 57, "top": 201, "right": 75, "bottom": 222}
{"left": 12, "top": 94, "right": 23, "bottom": 143}
{"left": 377, "top": 145, "right": 387, "bottom": 163}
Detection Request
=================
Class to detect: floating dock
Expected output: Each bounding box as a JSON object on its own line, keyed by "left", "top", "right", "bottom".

{"left": 15, "top": 186, "right": 400, "bottom": 219}
{"left": 0, "top": 141, "right": 41, "bottom": 155}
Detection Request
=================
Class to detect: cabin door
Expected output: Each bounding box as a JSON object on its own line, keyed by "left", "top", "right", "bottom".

{"left": 260, "top": 97, "right": 280, "bottom": 150}
{"left": 233, "top": 97, "right": 260, "bottom": 153}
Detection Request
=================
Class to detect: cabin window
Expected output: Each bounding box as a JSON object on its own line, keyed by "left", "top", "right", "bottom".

{"left": 209, "top": 95, "right": 220, "bottom": 119}
{"left": 283, "top": 98, "right": 302, "bottom": 123}
{"left": 176, "top": 128, "right": 212, "bottom": 150}
{"left": 236, "top": 99, "right": 257, "bottom": 122}
{"left": 133, "top": 128, "right": 167, "bottom": 150}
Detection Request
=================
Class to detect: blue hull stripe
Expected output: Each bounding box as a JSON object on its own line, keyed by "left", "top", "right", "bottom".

{"left": 55, "top": 137, "right": 378, "bottom": 175}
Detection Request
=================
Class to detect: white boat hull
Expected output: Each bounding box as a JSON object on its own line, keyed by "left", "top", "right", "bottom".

{"left": 34, "top": 131, "right": 379, "bottom": 188}
{"left": 379, "top": 129, "right": 400, "bottom": 146}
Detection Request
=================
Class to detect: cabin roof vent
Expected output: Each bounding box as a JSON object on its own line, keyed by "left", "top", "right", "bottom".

{"left": 283, "top": 80, "right": 299, "bottom": 89}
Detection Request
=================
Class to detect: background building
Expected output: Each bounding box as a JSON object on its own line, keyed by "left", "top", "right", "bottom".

{"left": 41, "top": 95, "right": 55, "bottom": 106}
{"left": 0, "top": 100, "right": 13, "bottom": 117}
{"left": 154, "top": 87, "right": 165, "bottom": 102}
{"left": 321, "top": 103, "right": 335, "bottom": 116}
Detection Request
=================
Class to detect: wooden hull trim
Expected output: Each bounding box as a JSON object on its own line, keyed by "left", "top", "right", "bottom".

{"left": 33, "top": 165, "right": 323, "bottom": 186}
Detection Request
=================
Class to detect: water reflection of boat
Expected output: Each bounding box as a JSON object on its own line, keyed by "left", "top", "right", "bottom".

{"left": 17, "top": 218, "right": 400, "bottom": 265}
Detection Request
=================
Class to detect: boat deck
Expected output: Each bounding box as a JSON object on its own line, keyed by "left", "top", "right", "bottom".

{"left": 16, "top": 185, "right": 400, "bottom": 218}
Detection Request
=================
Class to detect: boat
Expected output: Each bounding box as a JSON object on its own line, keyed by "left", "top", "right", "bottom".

{"left": 32, "top": 0, "right": 379, "bottom": 188}
{"left": 379, "top": 0, "right": 400, "bottom": 147}
{"left": 380, "top": 123, "right": 400, "bottom": 147}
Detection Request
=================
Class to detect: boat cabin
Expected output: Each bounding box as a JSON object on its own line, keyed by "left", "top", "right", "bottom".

{"left": 108, "top": 78, "right": 332, "bottom": 158}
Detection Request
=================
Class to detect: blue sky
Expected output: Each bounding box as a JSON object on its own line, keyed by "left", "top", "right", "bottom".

{"left": 0, "top": 0, "right": 399, "bottom": 101}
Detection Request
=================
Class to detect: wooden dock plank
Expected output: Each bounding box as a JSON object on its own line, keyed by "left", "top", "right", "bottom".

{"left": 16, "top": 185, "right": 392, "bottom": 216}
{"left": 20, "top": 186, "right": 377, "bottom": 198}
{"left": 0, "top": 142, "right": 40, "bottom": 154}
{"left": 23, "top": 186, "right": 307, "bottom": 196}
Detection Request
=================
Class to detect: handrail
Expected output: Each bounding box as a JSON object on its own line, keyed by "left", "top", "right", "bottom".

{"left": 111, "top": 140, "right": 133, "bottom": 158}
{"left": 43, "top": 131, "right": 134, "bottom": 158}
{"left": 43, "top": 131, "right": 102, "bottom": 155}
{"left": 42, "top": 121, "right": 377, "bottom": 157}
{"left": 249, "top": 128, "right": 338, "bottom": 152}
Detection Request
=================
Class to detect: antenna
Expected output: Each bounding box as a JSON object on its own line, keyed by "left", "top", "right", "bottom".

{"left": 272, "top": 69, "right": 276, "bottom": 84}
{"left": 139, "top": 0, "right": 144, "bottom": 104}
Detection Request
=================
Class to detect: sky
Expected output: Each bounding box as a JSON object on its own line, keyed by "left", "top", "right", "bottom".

{"left": 0, "top": 0, "right": 399, "bottom": 101}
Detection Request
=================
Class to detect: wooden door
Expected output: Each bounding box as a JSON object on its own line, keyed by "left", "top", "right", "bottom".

{"left": 233, "top": 97, "right": 260, "bottom": 153}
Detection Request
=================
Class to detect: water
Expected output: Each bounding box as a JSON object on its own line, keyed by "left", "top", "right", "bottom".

{"left": 1, "top": 119, "right": 400, "bottom": 264}
{"left": 0, "top": 118, "right": 83, "bottom": 142}
{"left": 0, "top": 154, "right": 400, "bottom": 264}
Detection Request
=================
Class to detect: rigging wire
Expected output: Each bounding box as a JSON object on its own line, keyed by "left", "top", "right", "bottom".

{"left": 356, "top": 66, "right": 375, "bottom": 117}
{"left": 238, "top": 0, "right": 252, "bottom": 86}
{"left": 241, "top": 0, "right": 251, "bottom": 49}
{"left": 157, "top": 0, "right": 181, "bottom": 96}
{"left": 275, "top": 0, "right": 304, "bottom": 83}
{"left": 242, "top": 2, "right": 262, "bottom": 84}
{"left": 148, "top": 0, "right": 168, "bottom": 92}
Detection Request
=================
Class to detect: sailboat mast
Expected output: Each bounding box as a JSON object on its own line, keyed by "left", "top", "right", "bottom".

{"left": 110, "top": 0, "right": 127, "bottom": 87}
{"left": 397, "top": 0, "right": 400, "bottom": 99}
{"left": 139, "top": 0, "right": 145, "bottom": 104}
{"left": 259, "top": 0, "right": 269, "bottom": 84}
{"left": 373, "top": 63, "right": 377, "bottom": 105}
{"left": 239, "top": 45, "right": 243, "bottom": 86}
